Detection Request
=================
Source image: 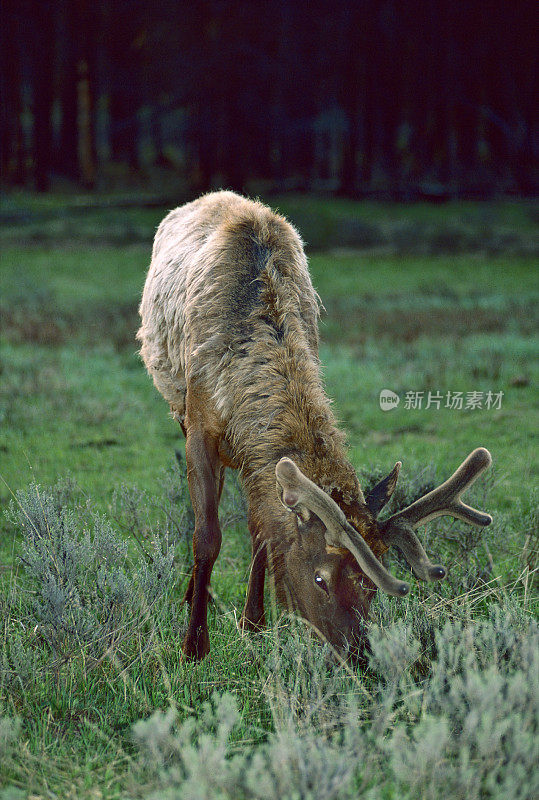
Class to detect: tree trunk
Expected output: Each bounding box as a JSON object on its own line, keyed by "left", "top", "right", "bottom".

{"left": 339, "top": 2, "right": 363, "bottom": 196}
{"left": 94, "top": 0, "right": 112, "bottom": 172}
{"left": 33, "top": 1, "right": 55, "bottom": 191}
{"left": 57, "top": 0, "right": 79, "bottom": 181}
{"left": 0, "top": 5, "right": 22, "bottom": 185}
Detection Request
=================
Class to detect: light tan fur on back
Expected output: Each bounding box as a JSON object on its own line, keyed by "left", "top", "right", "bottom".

{"left": 138, "top": 191, "right": 364, "bottom": 505}
{"left": 138, "top": 192, "right": 317, "bottom": 415}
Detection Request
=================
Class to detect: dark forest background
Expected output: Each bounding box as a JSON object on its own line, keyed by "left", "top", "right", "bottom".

{"left": 1, "top": 0, "right": 537, "bottom": 199}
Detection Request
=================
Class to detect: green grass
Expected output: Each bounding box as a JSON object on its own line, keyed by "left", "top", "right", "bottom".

{"left": 0, "top": 197, "right": 537, "bottom": 798}
{"left": 2, "top": 191, "right": 538, "bottom": 253}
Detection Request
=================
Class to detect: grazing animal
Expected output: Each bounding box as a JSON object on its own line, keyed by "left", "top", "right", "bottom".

{"left": 137, "top": 191, "right": 492, "bottom": 660}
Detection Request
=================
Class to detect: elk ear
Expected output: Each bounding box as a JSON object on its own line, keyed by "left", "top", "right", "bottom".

{"left": 278, "top": 486, "right": 311, "bottom": 522}
{"left": 365, "top": 462, "right": 401, "bottom": 516}
{"left": 275, "top": 460, "right": 311, "bottom": 522}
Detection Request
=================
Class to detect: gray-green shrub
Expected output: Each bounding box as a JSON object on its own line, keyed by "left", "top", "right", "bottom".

{"left": 128, "top": 604, "right": 538, "bottom": 800}
{"left": 6, "top": 481, "right": 175, "bottom": 660}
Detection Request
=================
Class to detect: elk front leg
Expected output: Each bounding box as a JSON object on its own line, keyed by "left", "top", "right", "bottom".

{"left": 182, "top": 466, "right": 225, "bottom": 607}
{"left": 182, "top": 426, "right": 223, "bottom": 660}
{"left": 240, "top": 517, "right": 267, "bottom": 630}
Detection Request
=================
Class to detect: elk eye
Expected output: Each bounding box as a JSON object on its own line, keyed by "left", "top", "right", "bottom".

{"left": 314, "top": 573, "right": 330, "bottom": 595}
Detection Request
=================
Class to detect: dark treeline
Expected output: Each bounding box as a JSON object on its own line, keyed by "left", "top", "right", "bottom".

{"left": 1, "top": 0, "right": 537, "bottom": 197}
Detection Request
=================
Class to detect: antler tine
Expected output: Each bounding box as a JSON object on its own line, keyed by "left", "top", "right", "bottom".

{"left": 379, "top": 517, "right": 447, "bottom": 582}
{"left": 275, "top": 458, "right": 409, "bottom": 597}
{"left": 379, "top": 448, "right": 493, "bottom": 583}
{"left": 387, "top": 447, "right": 493, "bottom": 529}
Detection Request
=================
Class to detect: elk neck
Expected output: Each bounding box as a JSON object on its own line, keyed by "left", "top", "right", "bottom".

{"left": 222, "top": 319, "right": 377, "bottom": 549}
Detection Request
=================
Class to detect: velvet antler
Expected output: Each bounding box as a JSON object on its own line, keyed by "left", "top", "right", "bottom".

{"left": 380, "top": 448, "right": 492, "bottom": 581}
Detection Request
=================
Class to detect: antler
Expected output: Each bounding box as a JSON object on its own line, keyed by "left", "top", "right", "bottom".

{"left": 379, "top": 447, "right": 492, "bottom": 581}
{"left": 276, "top": 458, "right": 409, "bottom": 597}
{"left": 385, "top": 447, "right": 493, "bottom": 528}
{"left": 275, "top": 448, "right": 493, "bottom": 594}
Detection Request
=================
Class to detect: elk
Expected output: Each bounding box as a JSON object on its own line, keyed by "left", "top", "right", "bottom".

{"left": 137, "top": 190, "right": 492, "bottom": 661}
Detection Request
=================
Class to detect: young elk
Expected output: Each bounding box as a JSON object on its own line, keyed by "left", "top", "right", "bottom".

{"left": 137, "top": 191, "right": 492, "bottom": 661}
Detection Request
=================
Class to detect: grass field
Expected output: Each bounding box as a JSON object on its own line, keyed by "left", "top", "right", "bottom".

{"left": 0, "top": 195, "right": 537, "bottom": 799}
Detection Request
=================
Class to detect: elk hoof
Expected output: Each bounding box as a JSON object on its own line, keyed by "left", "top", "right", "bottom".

{"left": 239, "top": 612, "right": 266, "bottom": 633}
{"left": 182, "top": 626, "right": 210, "bottom": 661}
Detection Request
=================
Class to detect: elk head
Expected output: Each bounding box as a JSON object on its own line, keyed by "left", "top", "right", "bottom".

{"left": 275, "top": 448, "right": 492, "bottom": 658}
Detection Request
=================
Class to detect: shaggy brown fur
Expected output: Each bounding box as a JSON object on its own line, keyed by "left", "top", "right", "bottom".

{"left": 138, "top": 191, "right": 386, "bottom": 659}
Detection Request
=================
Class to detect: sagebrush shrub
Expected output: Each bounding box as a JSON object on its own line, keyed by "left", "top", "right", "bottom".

{"left": 6, "top": 481, "right": 176, "bottom": 660}
{"left": 129, "top": 603, "right": 538, "bottom": 800}
{"left": 376, "top": 606, "right": 539, "bottom": 800}
{"left": 2, "top": 468, "right": 536, "bottom": 800}
{"left": 112, "top": 453, "right": 194, "bottom": 553}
